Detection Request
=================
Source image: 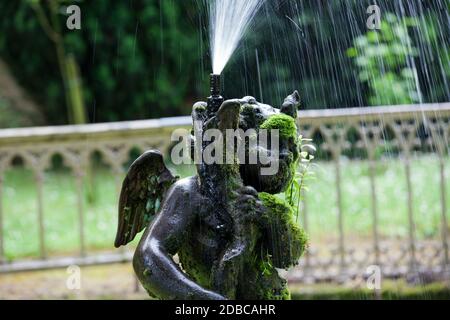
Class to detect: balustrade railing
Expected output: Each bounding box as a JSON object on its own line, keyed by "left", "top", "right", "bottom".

{"left": 0, "top": 103, "right": 448, "bottom": 284}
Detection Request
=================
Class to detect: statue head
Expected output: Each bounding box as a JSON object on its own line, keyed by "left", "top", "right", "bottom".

{"left": 239, "top": 92, "right": 300, "bottom": 194}
{"left": 190, "top": 91, "right": 301, "bottom": 195}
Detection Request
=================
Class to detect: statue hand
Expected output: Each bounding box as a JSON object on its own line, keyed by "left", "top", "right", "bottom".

{"left": 235, "top": 186, "right": 266, "bottom": 224}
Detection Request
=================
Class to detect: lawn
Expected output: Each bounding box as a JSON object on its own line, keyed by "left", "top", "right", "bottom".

{"left": 2, "top": 156, "right": 449, "bottom": 260}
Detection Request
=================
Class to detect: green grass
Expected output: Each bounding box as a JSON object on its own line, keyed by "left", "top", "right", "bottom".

{"left": 290, "top": 280, "right": 450, "bottom": 300}
{"left": 2, "top": 157, "right": 449, "bottom": 260}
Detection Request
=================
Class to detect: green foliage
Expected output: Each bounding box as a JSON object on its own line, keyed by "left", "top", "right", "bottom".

{"left": 0, "top": 0, "right": 203, "bottom": 124}
{"left": 259, "top": 254, "right": 274, "bottom": 277}
{"left": 415, "top": 14, "right": 450, "bottom": 102}
{"left": 0, "top": 1, "right": 448, "bottom": 125}
{"left": 347, "top": 14, "right": 421, "bottom": 105}
{"left": 286, "top": 135, "right": 316, "bottom": 222}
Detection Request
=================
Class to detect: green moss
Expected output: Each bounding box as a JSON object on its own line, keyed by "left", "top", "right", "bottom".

{"left": 194, "top": 104, "right": 206, "bottom": 112}
{"left": 143, "top": 268, "right": 152, "bottom": 277}
{"left": 260, "top": 114, "right": 298, "bottom": 140}
{"left": 267, "top": 286, "right": 291, "bottom": 300}
{"left": 261, "top": 284, "right": 291, "bottom": 300}
{"left": 178, "top": 247, "right": 211, "bottom": 288}
{"left": 259, "top": 192, "right": 308, "bottom": 269}
{"left": 239, "top": 257, "right": 291, "bottom": 300}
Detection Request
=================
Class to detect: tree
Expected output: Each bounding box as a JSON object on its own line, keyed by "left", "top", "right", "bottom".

{"left": 0, "top": 0, "right": 203, "bottom": 124}
{"left": 28, "top": 0, "right": 87, "bottom": 124}
{"left": 347, "top": 14, "right": 421, "bottom": 106}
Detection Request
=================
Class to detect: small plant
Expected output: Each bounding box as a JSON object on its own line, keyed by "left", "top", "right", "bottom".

{"left": 260, "top": 254, "right": 273, "bottom": 277}
{"left": 286, "top": 135, "right": 316, "bottom": 223}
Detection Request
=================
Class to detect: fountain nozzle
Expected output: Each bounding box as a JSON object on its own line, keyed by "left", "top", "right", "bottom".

{"left": 210, "top": 73, "right": 221, "bottom": 96}
{"left": 207, "top": 73, "right": 224, "bottom": 117}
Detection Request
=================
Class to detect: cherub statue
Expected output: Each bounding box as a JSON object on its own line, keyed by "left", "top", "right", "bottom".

{"left": 114, "top": 90, "right": 308, "bottom": 300}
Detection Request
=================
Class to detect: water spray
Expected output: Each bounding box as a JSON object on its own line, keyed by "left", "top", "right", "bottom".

{"left": 209, "top": 0, "right": 266, "bottom": 75}
{"left": 207, "top": 73, "right": 224, "bottom": 118}
{"left": 206, "top": 0, "right": 266, "bottom": 117}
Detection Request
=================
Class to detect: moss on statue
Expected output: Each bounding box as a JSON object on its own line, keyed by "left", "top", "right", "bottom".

{"left": 259, "top": 192, "right": 308, "bottom": 269}
{"left": 177, "top": 188, "right": 308, "bottom": 300}
{"left": 260, "top": 114, "right": 298, "bottom": 140}
{"left": 237, "top": 249, "right": 292, "bottom": 300}
{"left": 179, "top": 246, "right": 212, "bottom": 288}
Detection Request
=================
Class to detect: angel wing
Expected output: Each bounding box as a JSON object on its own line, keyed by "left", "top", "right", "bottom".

{"left": 114, "top": 150, "right": 178, "bottom": 248}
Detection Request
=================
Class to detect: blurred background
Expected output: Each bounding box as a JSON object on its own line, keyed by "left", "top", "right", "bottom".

{"left": 0, "top": 0, "right": 449, "bottom": 299}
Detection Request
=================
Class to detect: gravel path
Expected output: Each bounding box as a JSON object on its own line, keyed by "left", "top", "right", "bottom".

{"left": 0, "top": 263, "right": 148, "bottom": 300}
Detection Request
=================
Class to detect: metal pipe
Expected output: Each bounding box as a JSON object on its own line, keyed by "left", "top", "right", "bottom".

{"left": 207, "top": 73, "right": 224, "bottom": 118}
{"left": 210, "top": 73, "right": 221, "bottom": 97}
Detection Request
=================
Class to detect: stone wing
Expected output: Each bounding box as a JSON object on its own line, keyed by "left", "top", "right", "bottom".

{"left": 114, "top": 150, "right": 178, "bottom": 247}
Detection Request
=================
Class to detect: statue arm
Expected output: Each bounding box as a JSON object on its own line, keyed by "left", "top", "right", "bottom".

{"left": 133, "top": 179, "right": 226, "bottom": 300}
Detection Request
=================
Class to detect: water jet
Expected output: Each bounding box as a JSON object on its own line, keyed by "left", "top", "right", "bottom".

{"left": 208, "top": 0, "right": 266, "bottom": 75}
{"left": 206, "top": 0, "right": 265, "bottom": 116}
